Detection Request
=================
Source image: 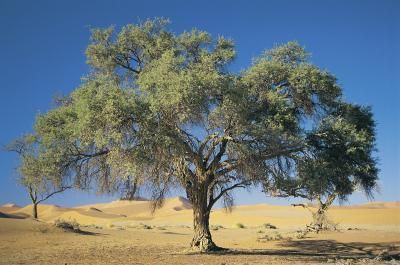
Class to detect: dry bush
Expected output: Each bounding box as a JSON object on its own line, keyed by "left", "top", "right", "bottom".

{"left": 211, "top": 225, "right": 224, "bottom": 231}
{"left": 295, "top": 229, "right": 309, "bottom": 239}
{"left": 235, "top": 223, "right": 246, "bottom": 229}
{"left": 257, "top": 232, "right": 285, "bottom": 242}
{"left": 85, "top": 224, "right": 102, "bottom": 229}
{"left": 54, "top": 218, "right": 80, "bottom": 232}
{"left": 140, "top": 224, "right": 152, "bottom": 229}
{"left": 263, "top": 223, "right": 277, "bottom": 229}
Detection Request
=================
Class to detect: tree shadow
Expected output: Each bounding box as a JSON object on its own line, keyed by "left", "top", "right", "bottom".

{"left": 73, "top": 229, "right": 104, "bottom": 236}
{"left": 57, "top": 227, "right": 107, "bottom": 236}
{"left": 278, "top": 240, "right": 400, "bottom": 259}
{"left": 0, "top": 211, "right": 29, "bottom": 219}
{"left": 184, "top": 240, "right": 400, "bottom": 262}
{"left": 162, "top": 231, "right": 189, "bottom": 235}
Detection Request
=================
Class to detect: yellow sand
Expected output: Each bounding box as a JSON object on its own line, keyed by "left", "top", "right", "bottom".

{"left": 1, "top": 198, "right": 399, "bottom": 264}
{"left": 1, "top": 197, "right": 399, "bottom": 228}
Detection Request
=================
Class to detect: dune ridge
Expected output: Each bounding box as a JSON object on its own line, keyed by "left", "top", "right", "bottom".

{"left": 0, "top": 197, "right": 399, "bottom": 227}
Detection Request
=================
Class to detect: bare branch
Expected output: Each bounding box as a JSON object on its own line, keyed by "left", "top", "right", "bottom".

{"left": 37, "top": 186, "right": 73, "bottom": 204}
{"left": 207, "top": 180, "right": 249, "bottom": 211}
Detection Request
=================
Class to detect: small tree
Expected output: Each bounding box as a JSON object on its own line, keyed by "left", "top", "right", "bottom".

{"left": 269, "top": 103, "right": 378, "bottom": 231}
{"left": 34, "top": 18, "right": 362, "bottom": 251}
{"left": 7, "top": 135, "right": 72, "bottom": 219}
{"left": 120, "top": 176, "right": 141, "bottom": 200}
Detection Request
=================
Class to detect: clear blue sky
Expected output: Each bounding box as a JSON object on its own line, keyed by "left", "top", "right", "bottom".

{"left": 0, "top": 0, "right": 399, "bottom": 207}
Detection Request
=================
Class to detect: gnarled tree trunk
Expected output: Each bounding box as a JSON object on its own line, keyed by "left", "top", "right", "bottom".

{"left": 312, "top": 194, "right": 336, "bottom": 232}
{"left": 189, "top": 184, "right": 219, "bottom": 252}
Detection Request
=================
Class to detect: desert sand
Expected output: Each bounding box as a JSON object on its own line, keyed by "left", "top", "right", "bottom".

{"left": 0, "top": 197, "right": 399, "bottom": 264}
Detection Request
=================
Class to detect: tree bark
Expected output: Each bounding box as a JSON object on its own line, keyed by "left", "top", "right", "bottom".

{"left": 33, "top": 203, "right": 38, "bottom": 219}
{"left": 313, "top": 194, "right": 336, "bottom": 232}
{"left": 29, "top": 188, "right": 38, "bottom": 219}
{"left": 313, "top": 202, "right": 326, "bottom": 232}
{"left": 189, "top": 184, "right": 219, "bottom": 252}
{"left": 121, "top": 177, "right": 138, "bottom": 200}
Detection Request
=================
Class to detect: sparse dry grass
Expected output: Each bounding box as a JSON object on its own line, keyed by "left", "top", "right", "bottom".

{"left": 1, "top": 218, "right": 399, "bottom": 265}
{"left": 1, "top": 200, "right": 399, "bottom": 264}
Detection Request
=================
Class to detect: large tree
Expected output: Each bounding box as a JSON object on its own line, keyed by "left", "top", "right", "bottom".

{"left": 7, "top": 135, "right": 72, "bottom": 219}
{"left": 35, "top": 18, "right": 348, "bottom": 251}
{"left": 268, "top": 103, "right": 378, "bottom": 231}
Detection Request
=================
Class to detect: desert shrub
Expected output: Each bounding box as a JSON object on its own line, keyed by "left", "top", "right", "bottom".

{"left": 211, "top": 225, "right": 224, "bottom": 231}
{"left": 54, "top": 219, "right": 80, "bottom": 232}
{"left": 257, "top": 232, "right": 285, "bottom": 242}
{"left": 135, "top": 223, "right": 152, "bottom": 229}
{"left": 263, "top": 223, "right": 277, "bottom": 229}
{"left": 82, "top": 224, "right": 102, "bottom": 229}
{"left": 257, "top": 230, "right": 264, "bottom": 234}
{"left": 295, "top": 229, "right": 309, "bottom": 239}
{"left": 235, "top": 223, "right": 246, "bottom": 229}
{"left": 126, "top": 223, "right": 152, "bottom": 229}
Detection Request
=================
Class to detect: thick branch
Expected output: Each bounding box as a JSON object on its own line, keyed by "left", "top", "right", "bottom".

{"left": 215, "top": 159, "right": 238, "bottom": 177}
{"left": 28, "top": 186, "right": 37, "bottom": 204}
{"left": 112, "top": 57, "right": 140, "bottom": 74}
{"left": 269, "top": 182, "right": 311, "bottom": 199}
{"left": 198, "top": 133, "right": 218, "bottom": 157}
{"left": 206, "top": 137, "right": 232, "bottom": 173}
{"left": 207, "top": 181, "right": 249, "bottom": 211}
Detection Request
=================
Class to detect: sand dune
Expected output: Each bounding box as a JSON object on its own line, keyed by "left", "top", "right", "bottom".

{"left": 350, "top": 201, "right": 400, "bottom": 209}
{"left": 1, "top": 203, "right": 20, "bottom": 208}
{"left": 1, "top": 197, "right": 399, "bottom": 229}
{"left": 0, "top": 203, "right": 21, "bottom": 213}
{"left": 0, "top": 197, "right": 194, "bottom": 225}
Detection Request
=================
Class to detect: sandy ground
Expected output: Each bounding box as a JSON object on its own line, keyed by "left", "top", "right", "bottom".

{"left": 0, "top": 197, "right": 399, "bottom": 265}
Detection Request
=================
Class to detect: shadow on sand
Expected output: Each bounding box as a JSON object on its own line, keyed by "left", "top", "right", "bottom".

{"left": 0, "top": 211, "right": 29, "bottom": 219}
{"left": 184, "top": 240, "right": 400, "bottom": 262}
{"left": 68, "top": 229, "right": 105, "bottom": 236}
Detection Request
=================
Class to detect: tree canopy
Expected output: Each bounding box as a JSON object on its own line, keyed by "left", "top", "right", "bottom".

{"left": 268, "top": 103, "right": 378, "bottom": 231}
{"left": 7, "top": 135, "right": 73, "bottom": 218}
{"left": 30, "top": 18, "right": 377, "bottom": 251}
{"left": 269, "top": 103, "right": 378, "bottom": 201}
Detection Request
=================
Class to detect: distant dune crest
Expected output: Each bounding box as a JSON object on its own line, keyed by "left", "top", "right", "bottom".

{"left": 0, "top": 197, "right": 193, "bottom": 225}
{"left": 0, "top": 198, "right": 398, "bottom": 227}
{"left": 1, "top": 203, "right": 20, "bottom": 208}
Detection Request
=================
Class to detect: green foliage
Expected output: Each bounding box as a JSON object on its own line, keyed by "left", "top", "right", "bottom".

{"left": 30, "top": 18, "right": 376, "bottom": 224}
{"left": 6, "top": 135, "right": 71, "bottom": 209}
{"left": 269, "top": 102, "right": 378, "bottom": 209}
{"left": 303, "top": 103, "right": 377, "bottom": 200}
